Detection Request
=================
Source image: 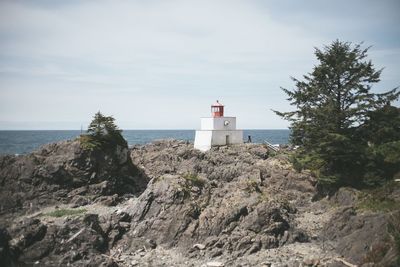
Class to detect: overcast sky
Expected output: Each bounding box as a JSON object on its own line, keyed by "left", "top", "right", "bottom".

{"left": 0, "top": 0, "right": 399, "bottom": 130}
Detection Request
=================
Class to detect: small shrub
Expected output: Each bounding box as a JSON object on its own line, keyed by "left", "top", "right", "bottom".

{"left": 44, "top": 208, "right": 87, "bottom": 218}
{"left": 244, "top": 179, "right": 260, "bottom": 193}
{"left": 79, "top": 134, "right": 103, "bottom": 151}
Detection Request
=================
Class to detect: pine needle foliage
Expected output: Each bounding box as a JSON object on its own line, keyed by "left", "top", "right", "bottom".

{"left": 275, "top": 40, "right": 400, "bottom": 192}
{"left": 80, "top": 111, "right": 127, "bottom": 151}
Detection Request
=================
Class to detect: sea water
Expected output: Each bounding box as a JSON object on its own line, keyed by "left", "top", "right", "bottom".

{"left": 0, "top": 129, "right": 290, "bottom": 155}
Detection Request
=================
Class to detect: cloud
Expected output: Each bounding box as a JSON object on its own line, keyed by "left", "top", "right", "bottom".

{"left": 0, "top": 0, "right": 399, "bottom": 129}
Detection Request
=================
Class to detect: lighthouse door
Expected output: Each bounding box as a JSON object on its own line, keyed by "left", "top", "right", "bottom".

{"left": 226, "top": 135, "right": 230, "bottom": 145}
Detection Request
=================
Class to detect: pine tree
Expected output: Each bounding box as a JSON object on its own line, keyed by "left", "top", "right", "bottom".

{"left": 275, "top": 40, "right": 399, "bottom": 189}
{"left": 87, "top": 111, "right": 121, "bottom": 137}
{"left": 361, "top": 105, "right": 400, "bottom": 186}
{"left": 83, "top": 111, "right": 126, "bottom": 150}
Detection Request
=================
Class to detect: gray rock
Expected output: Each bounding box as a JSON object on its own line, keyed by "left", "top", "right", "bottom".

{"left": 145, "top": 238, "right": 157, "bottom": 249}
{"left": 4, "top": 139, "right": 395, "bottom": 266}
{"left": 193, "top": 243, "right": 206, "bottom": 250}
{"left": 210, "top": 249, "right": 223, "bottom": 258}
{"left": 70, "top": 195, "right": 91, "bottom": 208}
{"left": 206, "top": 261, "right": 224, "bottom": 267}
{"left": 322, "top": 207, "right": 399, "bottom": 266}
{"left": 0, "top": 139, "right": 149, "bottom": 227}
{"left": 124, "top": 141, "right": 315, "bottom": 259}
{"left": 330, "top": 187, "right": 359, "bottom": 207}
{"left": 303, "top": 256, "right": 319, "bottom": 266}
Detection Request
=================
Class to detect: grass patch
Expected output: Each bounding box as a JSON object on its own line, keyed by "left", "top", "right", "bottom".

{"left": 44, "top": 208, "right": 87, "bottom": 218}
{"left": 357, "top": 181, "right": 400, "bottom": 212}
{"left": 358, "top": 196, "right": 399, "bottom": 212}
{"left": 257, "top": 191, "right": 270, "bottom": 203}
{"left": 78, "top": 134, "right": 103, "bottom": 151}
{"left": 183, "top": 173, "right": 206, "bottom": 188}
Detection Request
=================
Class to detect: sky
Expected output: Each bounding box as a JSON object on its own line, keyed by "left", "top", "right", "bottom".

{"left": 0, "top": 0, "right": 399, "bottom": 130}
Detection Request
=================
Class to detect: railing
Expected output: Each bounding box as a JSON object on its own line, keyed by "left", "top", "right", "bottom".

{"left": 264, "top": 140, "right": 280, "bottom": 152}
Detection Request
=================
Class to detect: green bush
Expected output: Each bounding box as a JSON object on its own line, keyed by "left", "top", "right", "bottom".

{"left": 79, "top": 134, "right": 103, "bottom": 151}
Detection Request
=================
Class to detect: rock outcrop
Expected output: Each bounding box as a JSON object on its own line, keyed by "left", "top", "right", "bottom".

{"left": 0, "top": 139, "right": 148, "bottom": 225}
{"left": 323, "top": 187, "right": 400, "bottom": 266}
{"left": 123, "top": 140, "right": 316, "bottom": 260}
{"left": 0, "top": 138, "right": 149, "bottom": 266}
{"left": 0, "top": 139, "right": 399, "bottom": 266}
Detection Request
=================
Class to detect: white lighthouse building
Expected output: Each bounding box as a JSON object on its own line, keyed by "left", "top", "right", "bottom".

{"left": 194, "top": 100, "right": 243, "bottom": 151}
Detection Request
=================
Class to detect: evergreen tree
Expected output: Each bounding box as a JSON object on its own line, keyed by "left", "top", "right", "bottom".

{"left": 82, "top": 111, "right": 127, "bottom": 150}
{"left": 275, "top": 40, "right": 399, "bottom": 189}
{"left": 361, "top": 104, "right": 400, "bottom": 145}
{"left": 87, "top": 111, "right": 122, "bottom": 137}
{"left": 361, "top": 105, "right": 400, "bottom": 186}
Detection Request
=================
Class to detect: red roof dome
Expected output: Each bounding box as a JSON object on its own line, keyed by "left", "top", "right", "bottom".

{"left": 212, "top": 100, "right": 224, "bottom": 107}
{"left": 211, "top": 100, "right": 224, "bottom": 117}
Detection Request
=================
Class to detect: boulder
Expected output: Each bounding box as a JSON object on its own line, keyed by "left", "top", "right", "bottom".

{"left": 322, "top": 207, "right": 399, "bottom": 266}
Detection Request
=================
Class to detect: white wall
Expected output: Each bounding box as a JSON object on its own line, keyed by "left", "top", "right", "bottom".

{"left": 200, "top": 118, "right": 214, "bottom": 130}
{"left": 211, "top": 130, "right": 243, "bottom": 146}
{"left": 194, "top": 129, "right": 243, "bottom": 151}
{"left": 200, "top": 117, "right": 237, "bottom": 130}
{"left": 194, "top": 130, "right": 213, "bottom": 151}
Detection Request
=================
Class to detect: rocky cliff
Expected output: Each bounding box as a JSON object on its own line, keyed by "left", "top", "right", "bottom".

{"left": 0, "top": 139, "right": 399, "bottom": 267}
{"left": 0, "top": 139, "right": 148, "bottom": 223}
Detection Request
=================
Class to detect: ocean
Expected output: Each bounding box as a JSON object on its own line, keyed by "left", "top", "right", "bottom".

{"left": 0, "top": 129, "right": 290, "bottom": 155}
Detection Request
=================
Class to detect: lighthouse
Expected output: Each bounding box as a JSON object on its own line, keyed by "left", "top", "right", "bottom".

{"left": 194, "top": 100, "right": 243, "bottom": 151}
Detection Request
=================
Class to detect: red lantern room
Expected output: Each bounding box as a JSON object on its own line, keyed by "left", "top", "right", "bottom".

{"left": 211, "top": 100, "right": 224, "bottom": 117}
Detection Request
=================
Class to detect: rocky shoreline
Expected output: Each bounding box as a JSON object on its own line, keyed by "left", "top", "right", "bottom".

{"left": 0, "top": 139, "right": 399, "bottom": 266}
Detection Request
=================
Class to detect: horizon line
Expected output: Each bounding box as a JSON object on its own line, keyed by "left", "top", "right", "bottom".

{"left": 0, "top": 128, "right": 290, "bottom": 131}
